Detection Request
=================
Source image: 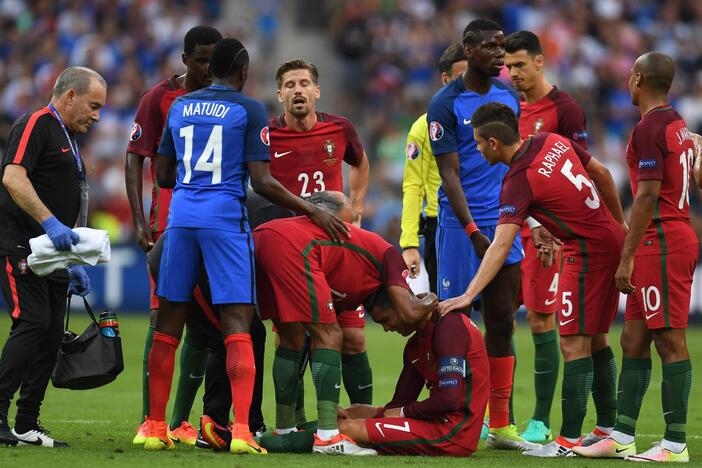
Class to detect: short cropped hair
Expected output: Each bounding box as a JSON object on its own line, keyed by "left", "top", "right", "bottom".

{"left": 363, "top": 286, "right": 392, "bottom": 314}
{"left": 471, "top": 102, "right": 520, "bottom": 145}
{"left": 462, "top": 18, "right": 502, "bottom": 45}
{"left": 183, "top": 26, "right": 222, "bottom": 54}
{"left": 52, "top": 67, "right": 106, "bottom": 97}
{"left": 276, "top": 59, "right": 320, "bottom": 88}
{"left": 505, "top": 30, "right": 542, "bottom": 55}
{"left": 308, "top": 191, "right": 344, "bottom": 214}
{"left": 438, "top": 43, "right": 466, "bottom": 74}
{"left": 209, "top": 38, "right": 249, "bottom": 79}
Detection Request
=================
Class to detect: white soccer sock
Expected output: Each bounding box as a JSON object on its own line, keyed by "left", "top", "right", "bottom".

{"left": 661, "top": 439, "right": 686, "bottom": 453}
{"left": 316, "top": 429, "right": 340, "bottom": 441}
{"left": 275, "top": 427, "right": 296, "bottom": 435}
{"left": 609, "top": 430, "right": 635, "bottom": 445}
{"left": 595, "top": 425, "right": 613, "bottom": 434}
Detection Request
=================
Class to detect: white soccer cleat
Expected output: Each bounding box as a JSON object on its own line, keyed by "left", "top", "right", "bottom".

{"left": 581, "top": 427, "right": 611, "bottom": 447}
{"left": 523, "top": 438, "right": 576, "bottom": 457}
{"left": 572, "top": 436, "right": 636, "bottom": 458}
{"left": 12, "top": 426, "right": 69, "bottom": 448}
{"left": 312, "top": 433, "right": 377, "bottom": 455}
{"left": 626, "top": 442, "right": 689, "bottom": 463}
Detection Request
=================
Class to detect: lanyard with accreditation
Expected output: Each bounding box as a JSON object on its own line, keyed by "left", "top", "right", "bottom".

{"left": 47, "top": 102, "right": 89, "bottom": 227}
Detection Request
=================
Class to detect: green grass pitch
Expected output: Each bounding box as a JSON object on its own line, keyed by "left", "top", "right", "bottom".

{"left": 0, "top": 313, "right": 700, "bottom": 467}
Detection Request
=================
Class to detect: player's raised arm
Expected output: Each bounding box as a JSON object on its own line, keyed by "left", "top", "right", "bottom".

{"left": 439, "top": 223, "right": 520, "bottom": 314}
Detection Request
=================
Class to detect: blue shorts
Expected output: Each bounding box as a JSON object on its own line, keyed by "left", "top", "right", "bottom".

{"left": 436, "top": 224, "right": 523, "bottom": 300}
{"left": 156, "top": 227, "right": 256, "bottom": 305}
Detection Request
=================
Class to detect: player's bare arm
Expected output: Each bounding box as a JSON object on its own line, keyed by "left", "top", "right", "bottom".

{"left": 439, "top": 223, "right": 520, "bottom": 314}
{"left": 2, "top": 164, "right": 53, "bottom": 223}
{"left": 349, "top": 151, "right": 369, "bottom": 225}
{"left": 435, "top": 152, "right": 491, "bottom": 256}
{"left": 125, "top": 152, "right": 153, "bottom": 251}
{"left": 247, "top": 160, "right": 350, "bottom": 242}
{"left": 584, "top": 156, "right": 627, "bottom": 227}
{"left": 692, "top": 132, "right": 702, "bottom": 187}
{"left": 386, "top": 285, "right": 438, "bottom": 326}
{"left": 155, "top": 154, "right": 178, "bottom": 189}
{"left": 615, "top": 180, "right": 661, "bottom": 294}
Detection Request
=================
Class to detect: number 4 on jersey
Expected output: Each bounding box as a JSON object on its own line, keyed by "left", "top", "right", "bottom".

{"left": 180, "top": 124, "right": 222, "bottom": 185}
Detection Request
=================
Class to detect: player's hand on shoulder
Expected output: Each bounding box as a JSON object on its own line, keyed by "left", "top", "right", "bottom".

{"left": 308, "top": 205, "right": 350, "bottom": 242}
{"left": 402, "top": 248, "right": 421, "bottom": 277}
{"left": 437, "top": 292, "right": 472, "bottom": 316}
{"left": 469, "top": 231, "right": 491, "bottom": 258}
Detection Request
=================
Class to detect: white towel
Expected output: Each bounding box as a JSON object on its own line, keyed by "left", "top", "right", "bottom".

{"left": 27, "top": 227, "right": 111, "bottom": 276}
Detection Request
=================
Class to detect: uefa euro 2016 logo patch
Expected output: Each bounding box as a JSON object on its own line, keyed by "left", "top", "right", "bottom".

{"left": 499, "top": 205, "right": 516, "bottom": 216}
{"left": 130, "top": 122, "right": 142, "bottom": 141}
{"left": 639, "top": 159, "right": 657, "bottom": 168}
{"left": 406, "top": 142, "right": 420, "bottom": 160}
{"left": 260, "top": 126, "right": 270, "bottom": 146}
{"left": 429, "top": 121, "right": 444, "bottom": 141}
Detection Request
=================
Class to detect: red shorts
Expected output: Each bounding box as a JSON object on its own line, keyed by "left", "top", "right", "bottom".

{"left": 520, "top": 238, "right": 560, "bottom": 314}
{"left": 557, "top": 262, "right": 619, "bottom": 336}
{"left": 625, "top": 248, "right": 698, "bottom": 329}
{"left": 255, "top": 229, "right": 335, "bottom": 324}
{"left": 364, "top": 415, "right": 476, "bottom": 457}
{"left": 147, "top": 231, "right": 165, "bottom": 310}
{"left": 337, "top": 306, "right": 366, "bottom": 328}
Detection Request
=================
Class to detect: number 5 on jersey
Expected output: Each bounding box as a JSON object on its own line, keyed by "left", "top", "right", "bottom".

{"left": 179, "top": 124, "right": 222, "bottom": 184}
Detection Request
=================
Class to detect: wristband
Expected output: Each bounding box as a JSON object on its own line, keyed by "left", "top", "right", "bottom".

{"left": 464, "top": 222, "right": 479, "bottom": 237}
{"left": 400, "top": 407, "right": 405, "bottom": 418}
{"left": 526, "top": 216, "right": 542, "bottom": 229}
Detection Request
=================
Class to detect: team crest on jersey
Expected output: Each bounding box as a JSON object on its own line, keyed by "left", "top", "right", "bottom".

{"left": 322, "top": 139, "right": 338, "bottom": 166}
{"left": 16, "top": 258, "right": 27, "bottom": 274}
{"left": 260, "top": 126, "right": 270, "bottom": 146}
{"left": 429, "top": 121, "right": 444, "bottom": 141}
{"left": 327, "top": 299, "right": 334, "bottom": 311}
{"left": 406, "top": 142, "right": 420, "bottom": 160}
{"left": 533, "top": 118, "right": 544, "bottom": 133}
{"left": 130, "top": 122, "right": 142, "bottom": 141}
{"left": 441, "top": 277, "right": 450, "bottom": 290}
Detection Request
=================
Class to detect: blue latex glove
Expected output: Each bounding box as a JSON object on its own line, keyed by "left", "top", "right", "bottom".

{"left": 41, "top": 216, "right": 79, "bottom": 251}
{"left": 67, "top": 265, "right": 90, "bottom": 297}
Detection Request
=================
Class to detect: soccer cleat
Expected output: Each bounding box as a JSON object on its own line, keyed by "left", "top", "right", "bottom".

{"left": 230, "top": 424, "right": 267, "bottom": 455}
{"left": 626, "top": 443, "right": 689, "bottom": 463}
{"left": 143, "top": 420, "right": 175, "bottom": 450}
{"left": 199, "top": 415, "right": 231, "bottom": 451}
{"left": 0, "top": 419, "right": 18, "bottom": 446}
{"left": 480, "top": 418, "right": 489, "bottom": 441}
{"left": 132, "top": 420, "right": 148, "bottom": 445}
{"left": 167, "top": 421, "right": 198, "bottom": 445}
{"left": 312, "top": 433, "right": 377, "bottom": 455}
{"left": 486, "top": 425, "right": 541, "bottom": 451}
{"left": 572, "top": 436, "right": 636, "bottom": 458}
{"left": 195, "top": 431, "right": 211, "bottom": 450}
{"left": 520, "top": 419, "right": 552, "bottom": 443}
{"left": 581, "top": 427, "right": 611, "bottom": 446}
{"left": 523, "top": 437, "right": 578, "bottom": 457}
{"left": 12, "top": 424, "right": 69, "bottom": 448}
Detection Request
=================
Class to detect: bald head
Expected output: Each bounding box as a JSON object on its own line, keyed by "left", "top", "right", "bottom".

{"left": 634, "top": 52, "right": 675, "bottom": 92}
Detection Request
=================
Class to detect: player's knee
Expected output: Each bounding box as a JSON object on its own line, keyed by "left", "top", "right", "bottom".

{"left": 342, "top": 328, "right": 366, "bottom": 354}
{"left": 308, "top": 322, "right": 343, "bottom": 351}
{"left": 652, "top": 329, "right": 688, "bottom": 361}
{"left": 559, "top": 335, "right": 589, "bottom": 361}
{"left": 339, "top": 419, "right": 367, "bottom": 443}
{"left": 620, "top": 324, "right": 651, "bottom": 358}
{"left": 527, "top": 310, "right": 554, "bottom": 334}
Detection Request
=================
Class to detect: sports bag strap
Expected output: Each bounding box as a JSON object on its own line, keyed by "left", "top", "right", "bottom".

{"left": 65, "top": 294, "right": 72, "bottom": 331}
{"left": 81, "top": 296, "right": 99, "bottom": 325}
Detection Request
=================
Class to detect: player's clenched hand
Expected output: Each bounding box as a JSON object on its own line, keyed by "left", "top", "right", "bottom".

{"left": 307, "top": 205, "right": 350, "bottom": 242}
{"left": 531, "top": 226, "right": 563, "bottom": 249}
{"left": 438, "top": 292, "right": 473, "bottom": 316}
{"left": 615, "top": 256, "right": 635, "bottom": 294}
{"left": 402, "top": 248, "right": 421, "bottom": 277}
{"left": 470, "top": 231, "right": 491, "bottom": 258}
{"left": 135, "top": 222, "right": 153, "bottom": 252}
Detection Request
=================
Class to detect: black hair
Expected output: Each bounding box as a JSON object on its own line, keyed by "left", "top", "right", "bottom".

{"left": 438, "top": 43, "right": 466, "bottom": 74}
{"left": 276, "top": 59, "right": 320, "bottom": 88}
{"left": 210, "top": 38, "right": 249, "bottom": 79}
{"left": 505, "top": 30, "right": 542, "bottom": 55}
{"left": 462, "top": 18, "right": 502, "bottom": 45}
{"left": 308, "top": 191, "right": 344, "bottom": 214}
{"left": 471, "top": 102, "right": 520, "bottom": 145}
{"left": 183, "top": 26, "right": 223, "bottom": 54}
{"left": 637, "top": 51, "right": 675, "bottom": 92}
{"left": 363, "top": 286, "right": 392, "bottom": 315}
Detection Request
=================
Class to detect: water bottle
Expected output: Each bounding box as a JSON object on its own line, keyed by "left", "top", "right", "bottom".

{"left": 98, "top": 310, "right": 119, "bottom": 337}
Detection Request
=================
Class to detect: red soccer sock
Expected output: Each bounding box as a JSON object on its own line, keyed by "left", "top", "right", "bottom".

{"left": 148, "top": 332, "right": 180, "bottom": 421}
{"left": 225, "top": 333, "right": 255, "bottom": 435}
{"left": 488, "top": 356, "right": 515, "bottom": 429}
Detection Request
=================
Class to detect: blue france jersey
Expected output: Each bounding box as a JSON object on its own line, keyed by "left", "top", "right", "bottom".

{"left": 427, "top": 78, "right": 520, "bottom": 227}
{"left": 158, "top": 84, "right": 270, "bottom": 232}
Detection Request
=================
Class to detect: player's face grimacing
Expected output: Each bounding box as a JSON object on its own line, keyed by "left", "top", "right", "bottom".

{"left": 505, "top": 49, "right": 540, "bottom": 92}
{"left": 277, "top": 69, "right": 320, "bottom": 117}
{"left": 465, "top": 30, "right": 505, "bottom": 77}
{"left": 473, "top": 130, "right": 501, "bottom": 165}
{"left": 183, "top": 44, "right": 216, "bottom": 88}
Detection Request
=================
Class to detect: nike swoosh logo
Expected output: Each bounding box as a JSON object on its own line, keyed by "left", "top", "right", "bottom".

{"left": 334, "top": 383, "right": 341, "bottom": 389}
{"left": 645, "top": 311, "right": 660, "bottom": 320}
{"left": 616, "top": 448, "right": 629, "bottom": 453}
{"left": 463, "top": 118, "right": 471, "bottom": 125}
{"left": 358, "top": 383, "right": 373, "bottom": 390}
{"left": 663, "top": 410, "right": 674, "bottom": 416}
{"left": 544, "top": 298, "right": 557, "bottom": 306}
{"left": 374, "top": 422, "right": 385, "bottom": 437}
{"left": 411, "top": 359, "right": 419, "bottom": 364}
{"left": 61, "top": 147, "right": 71, "bottom": 153}
{"left": 534, "top": 370, "right": 552, "bottom": 375}
{"left": 189, "top": 373, "right": 205, "bottom": 379}
{"left": 19, "top": 437, "right": 43, "bottom": 446}
{"left": 559, "top": 319, "right": 575, "bottom": 326}
{"left": 274, "top": 150, "right": 293, "bottom": 158}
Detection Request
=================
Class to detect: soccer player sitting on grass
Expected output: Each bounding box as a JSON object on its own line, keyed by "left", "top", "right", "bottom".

{"left": 253, "top": 191, "right": 436, "bottom": 455}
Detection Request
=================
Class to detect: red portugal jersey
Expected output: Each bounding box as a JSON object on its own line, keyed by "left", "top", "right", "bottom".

{"left": 268, "top": 112, "right": 364, "bottom": 197}
{"left": 498, "top": 133, "right": 625, "bottom": 271}
{"left": 253, "top": 216, "right": 409, "bottom": 311}
{"left": 625, "top": 104, "right": 698, "bottom": 255}
{"left": 127, "top": 76, "right": 186, "bottom": 234}
{"left": 518, "top": 86, "right": 588, "bottom": 238}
